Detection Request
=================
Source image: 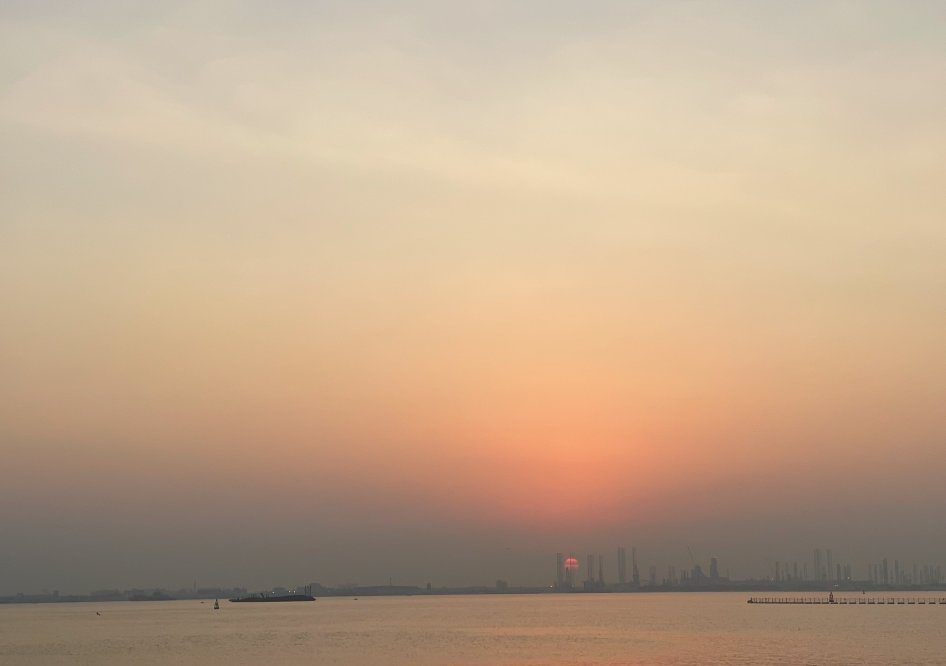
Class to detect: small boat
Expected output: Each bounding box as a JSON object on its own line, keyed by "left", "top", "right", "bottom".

{"left": 213, "top": 599, "right": 219, "bottom": 610}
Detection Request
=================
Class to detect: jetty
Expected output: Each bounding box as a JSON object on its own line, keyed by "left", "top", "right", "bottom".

{"left": 747, "top": 596, "right": 946, "bottom": 605}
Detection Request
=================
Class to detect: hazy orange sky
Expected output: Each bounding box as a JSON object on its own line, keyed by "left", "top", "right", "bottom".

{"left": 2, "top": 1, "right": 945, "bottom": 593}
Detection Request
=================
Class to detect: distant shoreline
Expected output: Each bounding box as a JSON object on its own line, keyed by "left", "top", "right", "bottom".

{"left": 5, "top": 583, "right": 946, "bottom": 604}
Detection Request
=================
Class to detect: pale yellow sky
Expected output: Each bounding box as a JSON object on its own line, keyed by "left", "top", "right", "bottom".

{"left": 2, "top": 1, "right": 945, "bottom": 592}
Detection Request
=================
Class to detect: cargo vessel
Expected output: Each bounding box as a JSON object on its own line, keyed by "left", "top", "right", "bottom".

{"left": 229, "top": 585, "right": 315, "bottom": 602}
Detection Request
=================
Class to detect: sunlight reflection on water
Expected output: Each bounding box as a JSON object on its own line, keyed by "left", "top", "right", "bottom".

{"left": 1, "top": 592, "right": 945, "bottom": 665}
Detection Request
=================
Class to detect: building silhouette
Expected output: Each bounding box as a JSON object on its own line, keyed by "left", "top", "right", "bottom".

{"left": 566, "top": 553, "right": 577, "bottom": 588}
{"left": 556, "top": 553, "right": 564, "bottom": 587}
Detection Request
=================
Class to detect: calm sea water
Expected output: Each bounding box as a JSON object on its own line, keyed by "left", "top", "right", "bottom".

{"left": 2, "top": 592, "right": 945, "bottom": 665}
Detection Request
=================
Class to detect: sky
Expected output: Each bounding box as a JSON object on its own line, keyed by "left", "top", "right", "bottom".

{"left": 2, "top": 0, "right": 945, "bottom": 594}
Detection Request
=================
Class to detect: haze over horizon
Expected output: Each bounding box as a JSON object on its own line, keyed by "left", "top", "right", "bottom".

{"left": 2, "top": 0, "right": 945, "bottom": 595}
